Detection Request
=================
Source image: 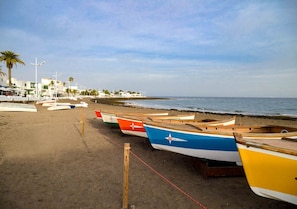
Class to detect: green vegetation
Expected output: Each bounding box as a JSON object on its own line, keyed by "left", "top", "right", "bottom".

{"left": 67, "top": 76, "right": 74, "bottom": 96}
{"left": 0, "top": 50, "right": 25, "bottom": 88}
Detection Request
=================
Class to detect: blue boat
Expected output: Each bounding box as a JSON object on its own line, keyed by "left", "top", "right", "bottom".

{"left": 143, "top": 122, "right": 241, "bottom": 164}
{"left": 143, "top": 122, "right": 297, "bottom": 164}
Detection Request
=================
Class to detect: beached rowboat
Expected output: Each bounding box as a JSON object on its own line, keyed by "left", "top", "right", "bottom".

{"left": 46, "top": 102, "right": 88, "bottom": 110}
{"left": 47, "top": 105, "right": 71, "bottom": 111}
{"left": 72, "top": 102, "right": 88, "bottom": 108}
{"left": 234, "top": 133, "right": 297, "bottom": 205}
{"left": 117, "top": 116, "right": 148, "bottom": 138}
{"left": 101, "top": 112, "right": 119, "bottom": 126}
{"left": 42, "top": 102, "right": 71, "bottom": 107}
{"left": 95, "top": 110, "right": 102, "bottom": 119}
{"left": 36, "top": 99, "right": 56, "bottom": 106}
{"left": 143, "top": 122, "right": 297, "bottom": 164}
{"left": 0, "top": 102, "right": 37, "bottom": 112}
{"left": 100, "top": 111, "right": 169, "bottom": 126}
{"left": 117, "top": 116, "right": 236, "bottom": 139}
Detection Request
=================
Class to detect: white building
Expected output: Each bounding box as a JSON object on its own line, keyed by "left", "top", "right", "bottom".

{"left": 0, "top": 71, "right": 8, "bottom": 95}
{"left": 0, "top": 71, "right": 7, "bottom": 87}
{"left": 40, "top": 78, "right": 66, "bottom": 97}
{"left": 11, "top": 78, "right": 34, "bottom": 96}
{"left": 1, "top": 77, "right": 67, "bottom": 98}
{"left": 1, "top": 75, "right": 144, "bottom": 99}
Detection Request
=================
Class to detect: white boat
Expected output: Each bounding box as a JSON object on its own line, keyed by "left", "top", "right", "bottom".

{"left": 143, "top": 122, "right": 297, "bottom": 164}
{"left": 44, "top": 101, "right": 87, "bottom": 109}
{"left": 74, "top": 102, "right": 88, "bottom": 108}
{"left": 101, "top": 112, "right": 119, "bottom": 126}
{"left": 101, "top": 111, "right": 169, "bottom": 126}
{"left": 47, "top": 105, "right": 71, "bottom": 111}
{"left": 54, "top": 102, "right": 72, "bottom": 106}
{"left": 36, "top": 99, "right": 56, "bottom": 105}
{"left": 0, "top": 102, "right": 37, "bottom": 112}
{"left": 117, "top": 116, "right": 236, "bottom": 139}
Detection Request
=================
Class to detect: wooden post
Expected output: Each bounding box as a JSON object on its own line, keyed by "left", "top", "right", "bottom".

{"left": 81, "top": 120, "right": 85, "bottom": 137}
{"left": 122, "top": 143, "right": 130, "bottom": 209}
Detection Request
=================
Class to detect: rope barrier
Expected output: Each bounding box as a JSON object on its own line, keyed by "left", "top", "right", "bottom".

{"left": 130, "top": 151, "right": 207, "bottom": 209}
{"left": 104, "top": 135, "right": 207, "bottom": 209}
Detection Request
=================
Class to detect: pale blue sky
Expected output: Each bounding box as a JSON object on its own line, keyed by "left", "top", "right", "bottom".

{"left": 0, "top": 0, "right": 296, "bottom": 97}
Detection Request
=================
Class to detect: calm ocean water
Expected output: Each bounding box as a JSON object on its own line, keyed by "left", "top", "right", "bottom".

{"left": 125, "top": 97, "right": 297, "bottom": 118}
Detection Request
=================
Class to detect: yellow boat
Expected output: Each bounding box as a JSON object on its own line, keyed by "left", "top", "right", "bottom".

{"left": 234, "top": 133, "right": 297, "bottom": 205}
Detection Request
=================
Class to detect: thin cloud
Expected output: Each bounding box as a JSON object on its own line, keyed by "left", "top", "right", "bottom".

{"left": 0, "top": 0, "right": 296, "bottom": 97}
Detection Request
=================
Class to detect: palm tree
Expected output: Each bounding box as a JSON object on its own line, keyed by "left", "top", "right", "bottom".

{"left": 68, "top": 77, "right": 74, "bottom": 96}
{"left": 69, "top": 77, "right": 74, "bottom": 86}
{"left": 49, "top": 80, "right": 55, "bottom": 97}
{"left": 0, "top": 50, "right": 25, "bottom": 88}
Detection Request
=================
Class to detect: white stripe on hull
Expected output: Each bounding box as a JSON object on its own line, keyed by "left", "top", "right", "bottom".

{"left": 151, "top": 144, "right": 241, "bottom": 163}
{"left": 122, "top": 130, "right": 148, "bottom": 138}
{"left": 251, "top": 187, "right": 297, "bottom": 205}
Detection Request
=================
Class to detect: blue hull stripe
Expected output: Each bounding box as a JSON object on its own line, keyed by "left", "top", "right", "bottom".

{"left": 144, "top": 124, "right": 237, "bottom": 151}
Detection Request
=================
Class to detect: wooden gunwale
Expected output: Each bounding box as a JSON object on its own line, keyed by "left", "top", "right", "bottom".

{"left": 144, "top": 121, "right": 297, "bottom": 137}
{"left": 186, "top": 124, "right": 297, "bottom": 134}
{"left": 234, "top": 133, "right": 297, "bottom": 156}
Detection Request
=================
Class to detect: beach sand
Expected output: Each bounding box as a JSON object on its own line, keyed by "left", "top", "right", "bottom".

{"left": 0, "top": 98, "right": 296, "bottom": 209}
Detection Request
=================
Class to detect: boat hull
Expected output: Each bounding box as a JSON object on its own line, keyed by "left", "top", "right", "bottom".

{"left": 117, "top": 117, "right": 148, "bottom": 138}
{"left": 101, "top": 112, "right": 119, "bottom": 126}
{"left": 117, "top": 116, "right": 235, "bottom": 139}
{"left": 236, "top": 143, "right": 297, "bottom": 205}
{"left": 144, "top": 124, "right": 241, "bottom": 163}
{"left": 47, "top": 105, "right": 71, "bottom": 111}
{"left": 100, "top": 112, "right": 169, "bottom": 127}
{"left": 95, "top": 110, "right": 102, "bottom": 119}
{"left": 0, "top": 102, "right": 37, "bottom": 112}
{"left": 74, "top": 102, "right": 88, "bottom": 108}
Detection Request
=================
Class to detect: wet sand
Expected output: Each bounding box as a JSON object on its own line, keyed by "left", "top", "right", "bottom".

{"left": 0, "top": 98, "right": 296, "bottom": 209}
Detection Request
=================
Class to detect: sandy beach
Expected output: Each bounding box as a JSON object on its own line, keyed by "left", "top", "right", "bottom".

{"left": 0, "top": 98, "right": 296, "bottom": 209}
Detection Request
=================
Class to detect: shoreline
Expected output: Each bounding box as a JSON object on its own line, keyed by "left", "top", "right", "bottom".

{"left": 91, "top": 98, "right": 297, "bottom": 126}
{"left": 91, "top": 96, "right": 168, "bottom": 105}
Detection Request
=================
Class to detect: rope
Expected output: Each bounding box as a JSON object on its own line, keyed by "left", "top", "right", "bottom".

{"left": 130, "top": 150, "right": 207, "bottom": 209}
{"left": 104, "top": 135, "right": 207, "bottom": 209}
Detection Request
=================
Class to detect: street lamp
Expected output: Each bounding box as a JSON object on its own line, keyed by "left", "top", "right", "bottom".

{"left": 31, "top": 57, "right": 45, "bottom": 99}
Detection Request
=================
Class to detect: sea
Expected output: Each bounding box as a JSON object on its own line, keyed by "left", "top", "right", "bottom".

{"left": 124, "top": 97, "right": 297, "bottom": 118}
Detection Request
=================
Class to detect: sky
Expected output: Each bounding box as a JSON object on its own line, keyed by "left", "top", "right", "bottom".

{"left": 0, "top": 0, "right": 296, "bottom": 97}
